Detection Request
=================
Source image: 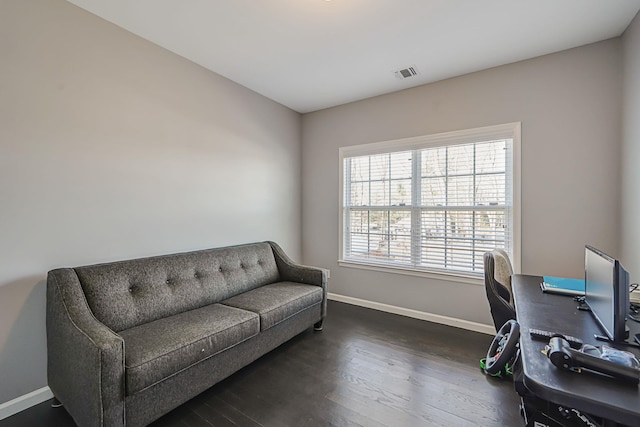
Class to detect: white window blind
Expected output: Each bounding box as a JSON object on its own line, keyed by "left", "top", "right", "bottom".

{"left": 340, "top": 123, "right": 520, "bottom": 278}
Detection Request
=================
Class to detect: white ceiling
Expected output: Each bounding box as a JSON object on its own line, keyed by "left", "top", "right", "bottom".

{"left": 66, "top": 0, "right": 640, "bottom": 113}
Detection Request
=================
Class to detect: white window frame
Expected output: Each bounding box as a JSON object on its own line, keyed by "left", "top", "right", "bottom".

{"left": 338, "top": 122, "right": 521, "bottom": 284}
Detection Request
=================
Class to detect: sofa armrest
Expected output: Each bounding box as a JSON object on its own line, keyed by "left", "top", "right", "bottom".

{"left": 47, "top": 268, "right": 125, "bottom": 427}
{"left": 267, "top": 241, "right": 328, "bottom": 319}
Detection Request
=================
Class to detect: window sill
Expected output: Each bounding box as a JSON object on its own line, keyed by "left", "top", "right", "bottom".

{"left": 337, "top": 259, "right": 484, "bottom": 285}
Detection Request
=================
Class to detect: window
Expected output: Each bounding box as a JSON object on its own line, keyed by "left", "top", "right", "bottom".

{"left": 339, "top": 123, "right": 520, "bottom": 280}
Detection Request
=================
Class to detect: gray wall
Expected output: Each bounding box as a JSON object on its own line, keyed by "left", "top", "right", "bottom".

{"left": 302, "top": 40, "right": 622, "bottom": 326}
{"left": 621, "top": 12, "right": 640, "bottom": 282}
{"left": 0, "top": 0, "right": 301, "bottom": 404}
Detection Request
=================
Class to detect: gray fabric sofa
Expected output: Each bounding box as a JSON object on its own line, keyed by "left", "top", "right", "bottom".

{"left": 46, "top": 241, "right": 327, "bottom": 427}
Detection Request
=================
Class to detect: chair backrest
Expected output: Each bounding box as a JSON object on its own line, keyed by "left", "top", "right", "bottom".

{"left": 492, "top": 248, "right": 514, "bottom": 305}
{"left": 484, "top": 249, "right": 516, "bottom": 331}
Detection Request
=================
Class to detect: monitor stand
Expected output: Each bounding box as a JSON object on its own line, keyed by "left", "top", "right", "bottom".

{"left": 594, "top": 326, "right": 640, "bottom": 349}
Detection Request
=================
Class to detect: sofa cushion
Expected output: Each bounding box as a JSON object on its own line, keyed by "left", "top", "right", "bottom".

{"left": 221, "top": 282, "right": 323, "bottom": 331}
{"left": 74, "top": 242, "right": 279, "bottom": 332}
{"left": 120, "top": 303, "right": 259, "bottom": 395}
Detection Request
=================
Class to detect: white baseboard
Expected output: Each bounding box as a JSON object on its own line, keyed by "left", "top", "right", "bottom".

{"left": 328, "top": 292, "right": 495, "bottom": 335}
{"left": 0, "top": 386, "right": 53, "bottom": 421}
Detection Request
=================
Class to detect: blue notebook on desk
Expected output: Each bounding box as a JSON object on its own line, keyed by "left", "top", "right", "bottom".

{"left": 540, "top": 276, "right": 585, "bottom": 296}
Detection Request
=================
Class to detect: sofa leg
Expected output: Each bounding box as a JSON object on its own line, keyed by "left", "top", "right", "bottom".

{"left": 314, "top": 320, "right": 324, "bottom": 331}
{"left": 51, "top": 397, "right": 63, "bottom": 408}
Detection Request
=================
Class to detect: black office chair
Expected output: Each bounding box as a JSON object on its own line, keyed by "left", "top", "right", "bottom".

{"left": 484, "top": 249, "right": 516, "bottom": 331}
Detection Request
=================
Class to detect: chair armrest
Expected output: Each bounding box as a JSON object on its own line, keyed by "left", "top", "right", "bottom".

{"left": 47, "top": 268, "right": 125, "bottom": 427}
{"left": 267, "top": 241, "right": 328, "bottom": 318}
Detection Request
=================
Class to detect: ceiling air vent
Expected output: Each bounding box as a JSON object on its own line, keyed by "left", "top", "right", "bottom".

{"left": 394, "top": 66, "right": 419, "bottom": 80}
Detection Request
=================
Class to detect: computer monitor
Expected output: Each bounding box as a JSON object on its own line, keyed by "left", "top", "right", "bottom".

{"left": 584, "top": 245, "right": 630, "bottom": 342}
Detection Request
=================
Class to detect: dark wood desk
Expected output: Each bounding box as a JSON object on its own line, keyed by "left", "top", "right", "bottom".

{"left": 512, "top": 274, "right": 640, "bottom": 426}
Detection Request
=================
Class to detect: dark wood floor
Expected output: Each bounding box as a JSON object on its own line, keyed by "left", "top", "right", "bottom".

{"left": 1, "top": 301, "right": 522, "bottom": 427}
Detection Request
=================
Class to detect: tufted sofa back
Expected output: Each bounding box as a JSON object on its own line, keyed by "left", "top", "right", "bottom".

{"left": 73, "top": 242, "right": 280, "bottom": 332}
